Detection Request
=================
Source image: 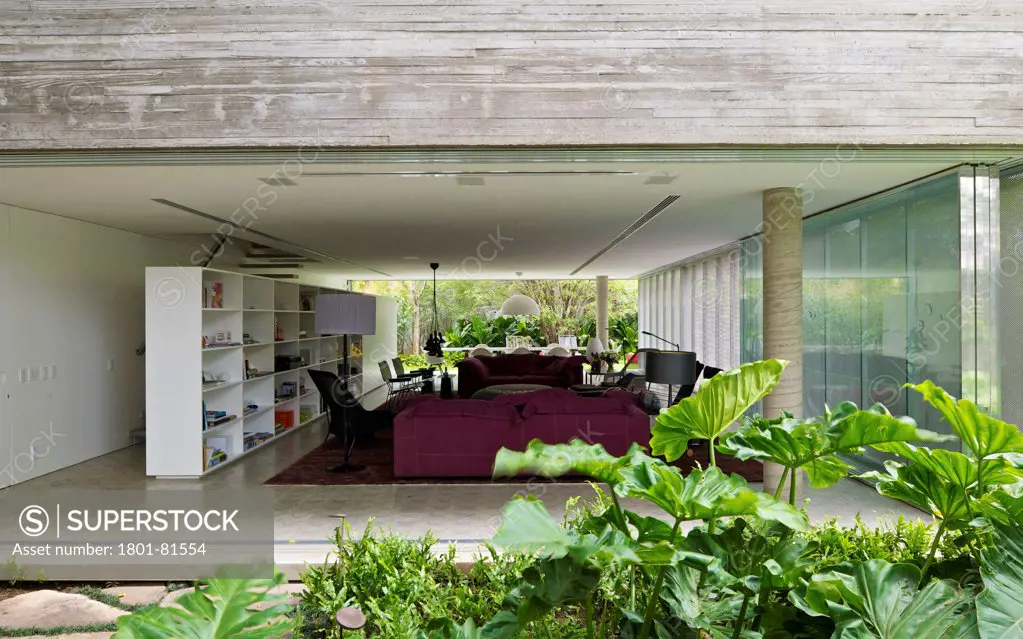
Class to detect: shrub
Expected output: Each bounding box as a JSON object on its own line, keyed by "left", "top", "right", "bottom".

{"left": 298, "top": 521, "right": 532, "bottom": 638}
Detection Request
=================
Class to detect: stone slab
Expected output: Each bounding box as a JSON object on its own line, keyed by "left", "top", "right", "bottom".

{"left": 100, "top": 585, "right": 167, "bottom": 607}
{"left": 0, "top": 590, "right": 127, "bottom": 629}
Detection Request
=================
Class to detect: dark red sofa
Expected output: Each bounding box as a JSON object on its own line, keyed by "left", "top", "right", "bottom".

{"left": 455, "top": 353, "right": 586, "bottom": 398}
{"left": 393, "top": 388, "right": 650, "bottom": 477}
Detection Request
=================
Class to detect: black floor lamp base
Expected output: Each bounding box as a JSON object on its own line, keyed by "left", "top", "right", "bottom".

{"left": 327, "top": 462, "right": 366, "bottom": 473}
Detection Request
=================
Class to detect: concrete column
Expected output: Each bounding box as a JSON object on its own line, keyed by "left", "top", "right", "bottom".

{"left": 596, "top": 275, "right": 610, "bottom": 349}
{"left": 761, "top": 188, "right": 804, "bottom": 499}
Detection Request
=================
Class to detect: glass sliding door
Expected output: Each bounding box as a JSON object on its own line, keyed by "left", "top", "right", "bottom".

{"left": 802, "top": 174, "right": 963, "bottom": 471}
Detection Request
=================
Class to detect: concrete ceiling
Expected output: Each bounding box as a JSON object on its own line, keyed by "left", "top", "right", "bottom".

{"left": 0, "top": 158, "right": 962, "bottom": 279}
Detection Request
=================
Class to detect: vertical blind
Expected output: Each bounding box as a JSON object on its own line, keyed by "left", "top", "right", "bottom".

{"left": 638, "top": 246, "right": 742, "bottom": 370}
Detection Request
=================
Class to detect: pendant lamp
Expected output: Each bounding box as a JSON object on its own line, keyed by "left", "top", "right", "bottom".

{"left": 423, "top": 262, "right": 445, "bottom": 363}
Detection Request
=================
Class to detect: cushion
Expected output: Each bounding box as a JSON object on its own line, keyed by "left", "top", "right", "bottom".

{"left": 459, "top": 357, "right": 489, "bottom": 377}
{"left": 522, "top": 395, "right": 629, "bottom": 417}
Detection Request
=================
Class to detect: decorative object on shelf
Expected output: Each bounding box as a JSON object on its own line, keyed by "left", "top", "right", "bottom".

{"left": 424, "top": 262, "right": 445, "bottom": 360}
{"left": 300, "top": 295, "right": 314, "bottom": 311}
{"left": 274, "top": 317, "right": 284, "bottom": 342}
{"left": 206, "top": 281, "right": 224, "bottom": 309}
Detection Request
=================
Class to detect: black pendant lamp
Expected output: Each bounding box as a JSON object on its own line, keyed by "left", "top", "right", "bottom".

{"left": 424, "top": 263, "right": 444, "bottom": 359}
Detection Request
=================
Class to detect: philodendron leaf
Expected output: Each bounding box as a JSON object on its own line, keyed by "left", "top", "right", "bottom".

{"left": 492, "top": 439, "right": 626, "bottom": 485}
{"left": 492, "top": 497, "right": 573, "bottom": 558}
{"left": 977, "top": 519, "right": 1023, "bottom": 639}
{"left": 790, "top": 559, "right": 979, "bottom": 639}
{"left": 419, "top": 619, "right": 486, "bottom": 639}
{"left": 113, "top": 574, "right": 293, "bottom": 639}
{"left": 620, "top": 461, "right": 807, "bottom": 531}
{"left": 909, "top": 381, "right": 1023, "bottom": 459}
{"left": 652, "top": 359, "right": 788, "bottom": 462}
{"left": 861, "top": 458, "right": 973, "bottom": 527}
{"left": 721, "top": 407, "right": 951, "bottom": 489}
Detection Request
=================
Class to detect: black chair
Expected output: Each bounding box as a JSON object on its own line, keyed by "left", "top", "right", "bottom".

{"left": 378, "top": 360, "right": 416, "bottom": 408}
{"left": 308, "top": 369, "right": 370, "bottom": 472}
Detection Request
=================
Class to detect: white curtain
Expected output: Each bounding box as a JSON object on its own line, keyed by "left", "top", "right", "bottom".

{"left": 638, "top": 246, "right": 741, "bottom": 370}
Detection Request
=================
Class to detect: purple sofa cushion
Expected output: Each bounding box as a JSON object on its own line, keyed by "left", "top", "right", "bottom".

{"left": 460, "top": 356, "right": 489, "bottom": 376}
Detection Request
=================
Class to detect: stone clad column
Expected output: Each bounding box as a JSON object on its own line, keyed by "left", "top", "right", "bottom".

{"left": 596, "top": 275, "right": 609, "bottom": 348}
{"left": 761, "top": 188, "right": 804, "bottom": 498}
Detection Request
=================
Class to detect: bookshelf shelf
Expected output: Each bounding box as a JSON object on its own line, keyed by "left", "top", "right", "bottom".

{"left": 145, "top": 266, "right": 367, "bottom": 478}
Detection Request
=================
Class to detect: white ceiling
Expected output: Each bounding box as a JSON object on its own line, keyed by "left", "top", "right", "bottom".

{"left": 0, "top": 159, "right": 961, "bottom": 279}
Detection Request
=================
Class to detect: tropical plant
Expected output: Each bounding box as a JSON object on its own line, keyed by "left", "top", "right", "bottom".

{"left": 112, "top": 573, "right": 294, "bottom": 639}
{"left": 416, "top": 362, "right": 1023, "bottom": 639}
{"left": 862, "top": 380, "right": 1023, "bottom": 580}
{"left": 652, "top": 359, "right": 788, "bottom": 467}
{"left": 298, "top": 520, "right": 532, "bottom": 638}
{"left": 790, "top": 559, "right": 980, "bottom": 638}
{"left": 720, "top": 401, "right": 952, "bottom": 505}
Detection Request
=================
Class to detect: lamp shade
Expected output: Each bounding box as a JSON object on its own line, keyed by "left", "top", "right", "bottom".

{"left": 499, "top": 293, "right": 541, "bottom": 316}
{"left": 586, "top": 337, "right": 605, "bottom": 357}
{"left": 645, "top": 350, "right": 697, "bottom": 385}
{"left": 315, "top": 293, "right": 377, "bottom": 335}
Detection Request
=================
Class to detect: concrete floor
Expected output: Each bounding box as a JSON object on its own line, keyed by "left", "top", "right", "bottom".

{"left": 7, "top": 417, "right": 928, "bottom": 575}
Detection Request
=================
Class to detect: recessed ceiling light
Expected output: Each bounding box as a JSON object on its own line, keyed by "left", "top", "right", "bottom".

{"left": 645, "top": 175, "right": 678, "bottom": 185}
{"left": 403, "top": 256, "right": 420, "bottom": 260}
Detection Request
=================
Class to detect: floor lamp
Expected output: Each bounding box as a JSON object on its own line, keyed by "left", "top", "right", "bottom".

{"left": 315, "top": 293, "right": 376, "bottom": 473}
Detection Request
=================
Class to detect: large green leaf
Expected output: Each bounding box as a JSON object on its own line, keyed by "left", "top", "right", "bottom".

{"left": 652, "top": 359, "right": 788, "bottom": 461}
{"left": 791, "top": 559, "right": 979, "bottom": 639}
{"left": 977, "top": 520, "right": 1023, "bottom": 639}
{"left": 660, "top": 560, "right": 745, "bottom": 638}
{"left": 492, "top": 439, "right": 626, "bottom": 485}
{"left": 491, "top": 497, "right": 574, "bottom": 558}
{"left": 418, "top": 619, "right": 486, "bottom": 639}
{"left": 721, "top": 405, "right": 950, "bottom": 489}
{"left": 909, "top": 381, "right": 1023, "bottom": 459}
{"left": 113, "top": 574, "right": 293, "bottom": 639}
{"left": 481, "top": 557, "right": 601, "bottom": 639}
{"left": 861, "top": 459, "right": 973, "bottom": 527}
{"left": 620, "top": 462, "right": 807, "bottom": 531}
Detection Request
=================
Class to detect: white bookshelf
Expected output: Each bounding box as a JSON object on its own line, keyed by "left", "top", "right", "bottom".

{"left": 145, "top": 267, "right": 361, "bottom": 478}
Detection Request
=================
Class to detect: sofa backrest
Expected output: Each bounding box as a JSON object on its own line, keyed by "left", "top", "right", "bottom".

{"left": 521, "top": 393, "right": 636, "bottom": 417}
{"left": 401, "top": 397, "right": 519, "bottom": 422}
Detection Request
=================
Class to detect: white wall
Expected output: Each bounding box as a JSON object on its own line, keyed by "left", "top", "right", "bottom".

{"left": 0, "top": 204, "right": 192, "bottom": 488}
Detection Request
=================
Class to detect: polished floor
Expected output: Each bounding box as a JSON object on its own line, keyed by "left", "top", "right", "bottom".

{"left": 8, "top": 416, "right": 927, "bottom": 573}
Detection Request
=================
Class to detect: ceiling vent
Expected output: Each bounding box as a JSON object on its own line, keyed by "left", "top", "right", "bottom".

{"left": 570, "top": 195, "right": 681, "bottom": 275}
{"left": 301, "top": 170, "right": 636, "bottom": 178}
{"left": 456, "top": 176, "right": 486, "bottom": 186}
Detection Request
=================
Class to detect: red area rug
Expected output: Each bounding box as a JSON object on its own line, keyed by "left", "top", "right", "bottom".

{"left": 264, "top": 427, "right": 762, "bottom": 486}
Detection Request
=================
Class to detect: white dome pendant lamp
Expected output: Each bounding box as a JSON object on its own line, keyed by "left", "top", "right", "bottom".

{"left": 498, "top": 272, "right": 541, "bottom": 316}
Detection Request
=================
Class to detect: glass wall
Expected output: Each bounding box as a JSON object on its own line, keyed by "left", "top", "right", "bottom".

{"left": 1000, "top": 164, "right": 1023, "bottom": 428}
{"left": 802, "top": 174, "right": 963, "bottom": 470}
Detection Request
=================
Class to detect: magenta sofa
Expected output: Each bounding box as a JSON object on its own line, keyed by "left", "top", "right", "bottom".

{"left": 393, "top": 388, "right": 650, "bottom": 478}
{"left": 455, "top": 353, "right": 587, "bottom": 398}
